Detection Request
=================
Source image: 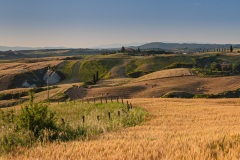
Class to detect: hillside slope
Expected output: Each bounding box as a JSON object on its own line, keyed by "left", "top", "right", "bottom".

{"left": 0, "top": 60, "right": 63, "bottom": 91}
{"left": 133, "top": 68, "right": 196, "bottom": 82}
{"left": 139, "top": 42, "right": 240, "bottom": 50}
{"left": 66, "top": 68, "right": 240, "bottom": 99}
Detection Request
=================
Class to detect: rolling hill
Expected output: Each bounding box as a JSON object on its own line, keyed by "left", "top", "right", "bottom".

{"left": 138, "top": 42, "right": 240, "bottom": 50}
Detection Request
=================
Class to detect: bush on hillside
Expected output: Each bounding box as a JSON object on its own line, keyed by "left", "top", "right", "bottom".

{"left": 17, "top": 93, "right": 58, "bottom": 138}
{"left": 162, "top": 89, "right": 240, "bottom": 99}
{"left": 164, "top": 62, "right": 193, "bottom": 69}
{"left": 0, "top": 93, "right": 85, "bottom": 153}
{"left": 162, "top": 92, "right": 195, "bottom": 98}
{"left": 127, "top": 71, "right": 152, "bottom": 78}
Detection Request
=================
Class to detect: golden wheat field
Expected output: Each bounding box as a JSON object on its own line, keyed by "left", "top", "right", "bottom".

{"left": 3, "top": 98, "right": 240, "bottom": 160}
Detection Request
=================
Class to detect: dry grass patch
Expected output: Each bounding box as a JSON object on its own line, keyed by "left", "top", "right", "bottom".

{"left": 133, "top": 68, "right": 195, "bottom": 82}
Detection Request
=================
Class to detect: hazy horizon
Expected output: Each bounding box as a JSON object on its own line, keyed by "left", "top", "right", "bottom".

{"left": 1, "top": 0, "right": 240, "bottom": 48}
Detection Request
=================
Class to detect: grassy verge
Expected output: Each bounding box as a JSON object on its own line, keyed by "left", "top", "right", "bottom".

{"left": 0, "top": 96, "right": 148, "bottom": 155}
{"left": 162, "top": 88, "right": 240, "bottom": 98}
{"left": 125, "top": 55, "right": 193, "bottom": 75}
{"left": 79, "top": 59, "right": 120, "bottom": 82}
{"left": 57, "top": 60, "right": 78, "bottom": 80}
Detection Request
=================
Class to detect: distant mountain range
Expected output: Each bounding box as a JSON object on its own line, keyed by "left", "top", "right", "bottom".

{"left": 94, "top": 42, "right": 240, "bottom": 50}
{"left": 0, "top": 46, "right": 67, "bottom": 51}
{"left": 93, "top": 42, "right": 146, "bottom": 49}
{"left": 1, "top": 42, "right": 240, "bottom": 51}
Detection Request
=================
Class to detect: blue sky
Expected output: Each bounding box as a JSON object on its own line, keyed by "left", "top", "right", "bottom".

{"left": 0, "top": 0, "right": 240, "bottom": 48}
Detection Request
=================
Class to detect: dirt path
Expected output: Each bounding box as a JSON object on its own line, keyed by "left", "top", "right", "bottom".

{"left": 5, "top": 98, "right": 240, "bottom": 159}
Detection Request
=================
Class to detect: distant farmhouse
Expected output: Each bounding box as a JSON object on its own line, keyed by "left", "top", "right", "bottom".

{"left": 43, "top": 69, "right": 61, "bottom": 85}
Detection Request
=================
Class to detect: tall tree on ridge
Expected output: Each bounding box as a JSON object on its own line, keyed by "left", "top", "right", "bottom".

{"left": 121, "top": 46, "right": 125, "bottom": 53}
{"left": 230, "top": 45, "right": 233, "bottom": 52}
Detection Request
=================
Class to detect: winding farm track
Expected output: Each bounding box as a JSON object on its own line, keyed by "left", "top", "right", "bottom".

{"left": 5, "top": 98, "right": 240, "bottom": 159}
{"left": 68, "top": 61, "right": 81, "bottom": 83}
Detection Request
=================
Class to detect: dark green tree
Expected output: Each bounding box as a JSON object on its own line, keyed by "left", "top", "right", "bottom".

{"left": 232, "top": 63, "right": 240, "bottom": 71}
{"left": 210, "top": 62, "right": 221, "bottom": 71}
{"left": 121, "top": 46, "right": 125, "bottom": 53}
{"left": 93, "top": 74, "right": 96, "bottom": 84}
{"left": 18, "top": 93, "right": 57, "bottom": 137}
{"left": 96, "top": 71, "right": 99, "bottom": 81}
{"left": 230, "top": 45, "right": 233, "bottom": 52}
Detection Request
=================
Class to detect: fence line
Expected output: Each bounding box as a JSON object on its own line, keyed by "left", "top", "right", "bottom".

{"left": 66, "top": 97, "right": 134, "bottom": 124}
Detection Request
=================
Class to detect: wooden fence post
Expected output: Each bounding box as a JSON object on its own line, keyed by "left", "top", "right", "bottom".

{"left": 82, "top": 116, "right": 85, "bottom": 124}
{"left": 117, "top": 97, "right": 119, "bottom": 103}
{"left": 111, "top": 97, "right": 113, "bottom": 103}
{"left": 121, "top": 97, "right": 124, "bottom": 104}
{"left": 105, "top": 98, "right": 108, "bottom": 104}
{"left": 130, "top": 103, "right": 133, "bottom": 109}
{"left": 108, "top": 112, "right": 111, "bottom": 120}
{"left": 101, "top": 98, "right": 102, "bottom": 104}
{"left": 118, "top": 111, "right": 121, "bottom": 117}
{"left": 127, "top": 104, "right": 130, "bottom": 111}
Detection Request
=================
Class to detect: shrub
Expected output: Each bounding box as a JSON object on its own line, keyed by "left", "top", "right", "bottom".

{"left": 127, "top": 71, "right": 152, "bottom": 78}
{"left": 162, "top": 92, "right": 194, "bottom": 98}
{"left": 17, "top": 93, "right": 58, "bottom": 138}
{"left": 164, "top": 62, "right": 193, "bottom": 69}
{"left": 122, "top": 108, "right": 148, "bottom": 126}
{"left": 210, "top": 62, "right": 221, "bottom": 71}
{"left": 82, "top": 81, "right": 95, "bottom": 88}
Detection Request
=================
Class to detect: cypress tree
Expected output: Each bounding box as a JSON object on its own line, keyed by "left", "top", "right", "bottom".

{"left": 96, "top": 71, "right": 99, "bottom": 81}
{"left": 121, "top": 46, "right": 125, "bottom": 53}
{"left": 93, "top": 74, "right": 96, "bottom": 84}
{"left": 230, "top": 45, "right": 233, "bottom": 52}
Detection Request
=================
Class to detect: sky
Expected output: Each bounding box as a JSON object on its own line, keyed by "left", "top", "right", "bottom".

{"left": 0, "top": 0, "right": 240, "bottom": 48}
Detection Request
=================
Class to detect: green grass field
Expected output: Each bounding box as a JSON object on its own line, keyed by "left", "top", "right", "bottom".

{"left": 0, "top": 98, "right": 147, "bottom": 154}
{"left": 125, "top": 55, "right": 193, "bottom": 74}
{"left": 79, "top": 59, "right": 121, "bottom": 82}
{"left": 57, "top": 60, "right": 78, "bottom": 80}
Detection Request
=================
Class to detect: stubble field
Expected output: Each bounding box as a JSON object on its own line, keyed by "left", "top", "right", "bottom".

{"left": 3, "top": 98, "right": 240, "bottom": 160}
